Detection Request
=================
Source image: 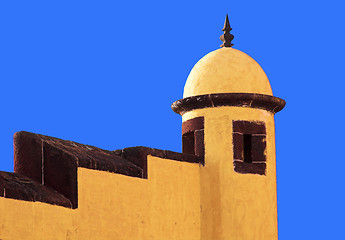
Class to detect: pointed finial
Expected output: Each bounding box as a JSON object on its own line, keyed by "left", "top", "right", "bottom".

{"left": 220, "top": 14, "right": 234, "bottom": 47}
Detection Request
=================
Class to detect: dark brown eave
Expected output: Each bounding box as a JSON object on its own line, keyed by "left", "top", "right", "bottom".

{"left": 171, "top": 93, "right": 286, "bottom": 115}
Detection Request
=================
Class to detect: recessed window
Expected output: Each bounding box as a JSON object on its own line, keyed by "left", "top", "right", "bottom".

{"left": 182, "top": 132, "right": 195, "bottom": 155}
{"left": 232, "top": 121, "right": 266, "bottom": 175}
{"left": 243, "top": 134, "right": 252, "bottom": 163}
{"left": 182, "top": 117, "right": 205, "bottom": 164}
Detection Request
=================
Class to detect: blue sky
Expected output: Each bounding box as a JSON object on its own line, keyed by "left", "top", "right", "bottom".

{"left": 0, "top": 1, "right": 344, "bottom": 239}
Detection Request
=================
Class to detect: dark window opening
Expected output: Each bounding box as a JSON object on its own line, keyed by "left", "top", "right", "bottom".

{"left": 182, "top": 132, "right": 195, "bottom": 155}
{"left": 233, "top": 121, "right": 266, "bottom": 175}
{"left": 182, "top": 117, "right": 205, "bottom": 164}
{"left": 243, "top": 134, "right": 252, "bottom": 163}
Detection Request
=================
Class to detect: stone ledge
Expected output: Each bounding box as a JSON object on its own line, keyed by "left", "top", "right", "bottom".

{"left": 0, "top": 171, "right": 72, "bottom": 208}
{"left": 172, "top": 93, "right": 286, "bottom": 115}
{"left": 114, "top": 146, "right": 202, "bottom": 178}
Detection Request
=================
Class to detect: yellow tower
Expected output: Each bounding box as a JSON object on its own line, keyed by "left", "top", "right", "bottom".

{"left": 0, "top": 14, "right": 285, "bottom": 240}
{"left": 172, "top": 15, "right": 285, "bottom": 240}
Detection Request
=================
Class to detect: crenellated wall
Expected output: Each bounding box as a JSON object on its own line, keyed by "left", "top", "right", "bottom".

{"left": 0, "top": 132, "right": 202, "bottom": 240}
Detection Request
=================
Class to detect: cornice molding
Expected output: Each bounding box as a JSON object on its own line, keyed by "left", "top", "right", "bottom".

{"left": 172, "top": 93, "right": 286, "bottom": 115}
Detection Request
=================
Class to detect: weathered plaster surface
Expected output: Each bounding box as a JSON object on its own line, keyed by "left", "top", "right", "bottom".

{"left": 183, "top": 107, "right": 278, "bottom": 240}
{"left": 0, "top": 156, "right": 201, "bottom": 240}
{"left": 184, "top": 47, "right": 273, "bottom": 98}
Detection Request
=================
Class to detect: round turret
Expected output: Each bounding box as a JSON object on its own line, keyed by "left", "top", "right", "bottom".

{"left": 172, "top": 15, "right": 286, "bottom": 240}
{"left": 172, "top": 14, "right": 285, "bottom": 116}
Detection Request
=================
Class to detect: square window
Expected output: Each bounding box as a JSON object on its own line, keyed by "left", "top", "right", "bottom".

{"left": 232, "top": 121, "right": 266, "bottom": 175}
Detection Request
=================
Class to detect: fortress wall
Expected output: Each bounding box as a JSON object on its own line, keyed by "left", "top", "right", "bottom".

{"left": 0, "top": 132, "right": 202, "bottom": 240}
{"left": 77, "top": 155, "right": 201, "bottom": 240}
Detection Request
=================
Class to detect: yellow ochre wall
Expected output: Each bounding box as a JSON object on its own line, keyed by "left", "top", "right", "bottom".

{"left": 0, "top": 106, "right": 278, "bottom": 240}
{"left": 0, "top": 156, "right": 201, "bottom": 240}
{"left": 183, "top": 106, "right": 278, "bottom": 240}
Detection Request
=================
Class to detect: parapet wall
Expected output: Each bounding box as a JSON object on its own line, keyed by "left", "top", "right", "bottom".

{"left": 1, "top": 131, "right": 201, "bottom": 209}
{"left": 0, "top": 132, "right": 202, "bottom": 240}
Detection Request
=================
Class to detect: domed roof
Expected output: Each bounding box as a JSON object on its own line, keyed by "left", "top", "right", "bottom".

{"left": 183, "top": 47, "right": 273, "bottom": 98}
